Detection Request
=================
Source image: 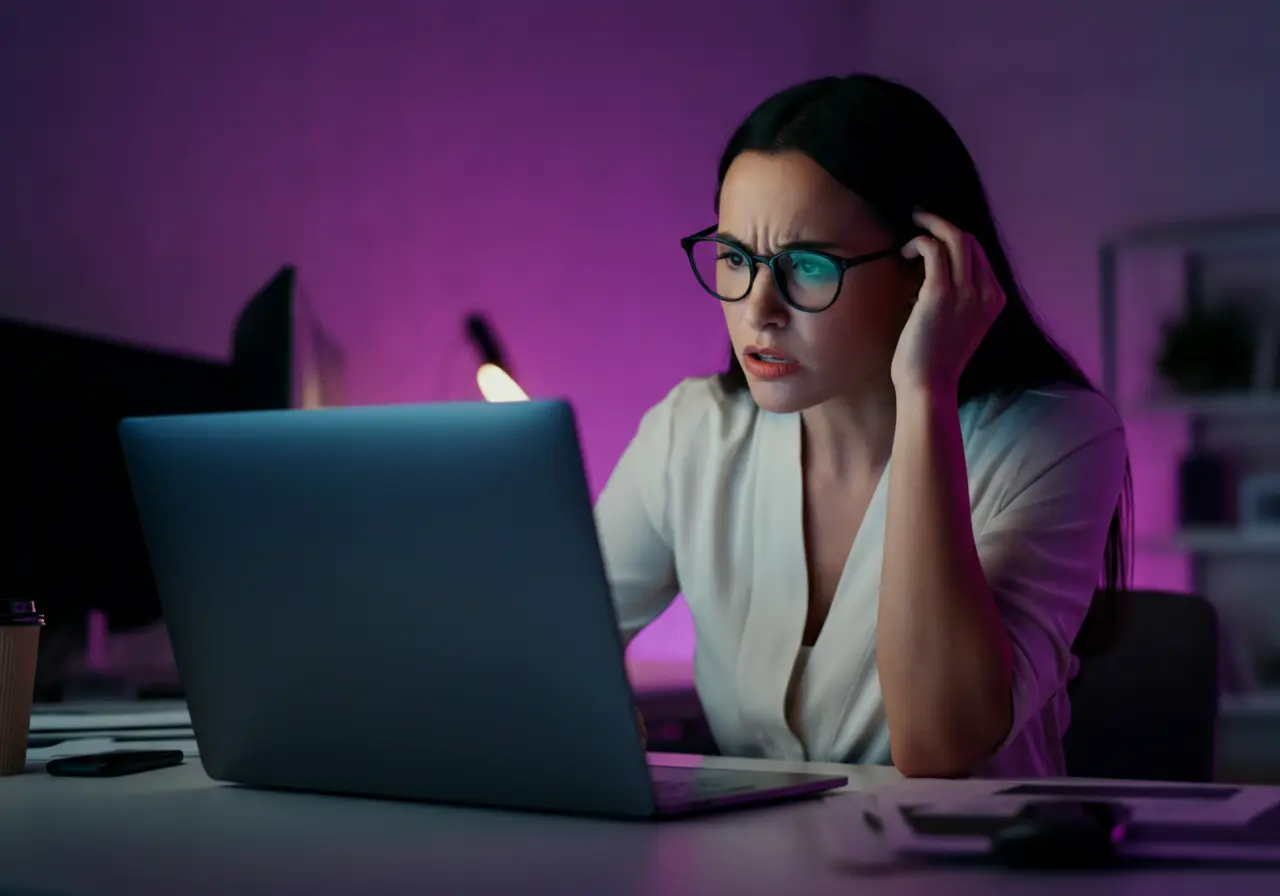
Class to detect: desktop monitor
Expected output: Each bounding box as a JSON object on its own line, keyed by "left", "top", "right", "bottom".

{"left": 231, "top": 265, "right": 346, "bottom": 412}
{"left": 0, "top": 265, "right": 345, "bottom": 699}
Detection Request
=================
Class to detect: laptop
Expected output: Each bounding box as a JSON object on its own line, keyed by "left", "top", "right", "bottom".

{"left": 117, "top": 400, "right": 848, "bottom": 819}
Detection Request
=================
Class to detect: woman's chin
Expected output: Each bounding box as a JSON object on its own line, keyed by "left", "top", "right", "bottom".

{"left": 745, "top": 377, "right": 822, "bottom": 414}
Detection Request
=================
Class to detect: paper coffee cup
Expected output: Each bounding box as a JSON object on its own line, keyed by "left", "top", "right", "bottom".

{"left": 0, "top": 600, "right": 44, "bottom": 776}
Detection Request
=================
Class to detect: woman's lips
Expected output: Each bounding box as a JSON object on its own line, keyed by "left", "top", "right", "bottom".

{"left": 742, "top": 345, "right": 802, "bottom": 379}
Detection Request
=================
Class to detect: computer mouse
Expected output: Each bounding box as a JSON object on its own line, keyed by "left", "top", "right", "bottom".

{"left": 989, "top": 800, "right": 1129, "bottom": 870}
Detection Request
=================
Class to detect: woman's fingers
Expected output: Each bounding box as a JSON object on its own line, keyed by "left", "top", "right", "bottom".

{"left": 912, "top": 209, "right": 968, "bottom": 293}
{"left": 902, "top": 234, "right": 951, "bottom": 304}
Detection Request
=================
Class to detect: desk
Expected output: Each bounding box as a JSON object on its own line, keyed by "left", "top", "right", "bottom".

{"left": 2, "top": 754, "right": 1278, "bottom": 895}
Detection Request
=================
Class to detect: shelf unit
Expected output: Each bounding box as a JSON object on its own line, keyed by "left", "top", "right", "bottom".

{"left": 1101, "top": 216, "right": 1280, "bottom": 693}
{"left": 1101, "top": 214, "right": 1280, "bottom": 563}
{"left": 1100, "top": 213, "right": 1280, "bottom": 396}
{"left": 1139, "top": 526, "right": 1280, "bottom": 555}
{"left": 1136, "top": 394, "right": 1280, "bottom": 418}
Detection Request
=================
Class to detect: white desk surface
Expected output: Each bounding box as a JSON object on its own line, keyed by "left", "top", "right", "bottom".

{"left": 2, "top": 751, "right": 1279, "bottom": 896}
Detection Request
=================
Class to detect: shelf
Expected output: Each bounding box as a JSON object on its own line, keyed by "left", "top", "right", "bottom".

{"left": 1221, "top": 691, "right": 1280, "bottom": 719}
{"left": 1140, "top": 527, "right": 1280, "bottom": 554}
{"left": 1129, "top": 393, "right": 1280, "bottom": 418}
{"left": 1104, "top": 213, "right": 1280, "bottom": 253}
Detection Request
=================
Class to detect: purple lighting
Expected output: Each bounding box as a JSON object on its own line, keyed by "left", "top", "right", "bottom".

{"left": 0, "top": 1, "right": 858, "bottom": 664}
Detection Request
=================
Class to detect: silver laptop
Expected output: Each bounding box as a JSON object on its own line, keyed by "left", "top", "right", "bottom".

{"left": 118, "top": 400, "right": 847, "bottom": 819}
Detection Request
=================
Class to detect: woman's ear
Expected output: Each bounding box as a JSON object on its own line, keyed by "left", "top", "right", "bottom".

{"left": 898, "top": 255, "right": 926, "bottom": 303}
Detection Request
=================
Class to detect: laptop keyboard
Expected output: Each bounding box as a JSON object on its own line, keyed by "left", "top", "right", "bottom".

{"left": 648, "top": 765, "right": 765, "bottom": 803}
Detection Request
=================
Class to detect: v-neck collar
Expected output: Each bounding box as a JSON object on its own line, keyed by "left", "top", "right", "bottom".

{"left": 733, "top": 407, "right": 890, "bottom": 757}
{"left": 784, "top": 408, "right": 891, "bottom": 655}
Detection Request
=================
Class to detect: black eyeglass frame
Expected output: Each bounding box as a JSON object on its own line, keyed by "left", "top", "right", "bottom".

{"left": 679, "top": 225, "right": 898, "bottom": 313}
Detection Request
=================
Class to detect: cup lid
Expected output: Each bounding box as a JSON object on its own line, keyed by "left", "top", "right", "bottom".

{"left": 0, "top": 600, "right": 45, "bottom": 625}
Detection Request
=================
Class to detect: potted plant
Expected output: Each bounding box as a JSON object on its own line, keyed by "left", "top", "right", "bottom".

{"left": 1156, "top": 296, "right": 1258, "bottom": 394}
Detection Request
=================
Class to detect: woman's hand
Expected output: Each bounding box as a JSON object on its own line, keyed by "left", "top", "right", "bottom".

{"left": 890, "top": 210, "right": 1006, "bottom": 395}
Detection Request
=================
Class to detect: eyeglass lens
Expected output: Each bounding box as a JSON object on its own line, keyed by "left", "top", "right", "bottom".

{"left": 688, "top": 239, "right": 842, "bottom": 311}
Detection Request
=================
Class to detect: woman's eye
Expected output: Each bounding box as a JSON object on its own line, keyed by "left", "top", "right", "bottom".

{"left": 789, "top": 254, "right": 838, "bottom": 280}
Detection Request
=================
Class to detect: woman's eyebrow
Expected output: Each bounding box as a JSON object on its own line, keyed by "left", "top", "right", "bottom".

{"left": 776, "top": 237, "right": 845, "bottom": 251}
{"left": 716, "top": 230, "right": 845, "bottom": 253}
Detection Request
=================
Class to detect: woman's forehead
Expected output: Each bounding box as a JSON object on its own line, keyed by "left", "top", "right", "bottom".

{"left": 718, "top": 151, "right": 883, "bottom": 245}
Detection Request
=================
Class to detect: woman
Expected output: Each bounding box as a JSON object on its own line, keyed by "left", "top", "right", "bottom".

{"left": 594, "top": 74, "right": 1130, "bottom": 779}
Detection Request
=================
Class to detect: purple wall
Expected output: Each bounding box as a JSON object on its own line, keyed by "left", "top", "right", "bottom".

{"left": 0, "top": 0, "right": 861, "bottom": 661}
{"left": 8, "top": 2, "right": 1277, "bottom": 665}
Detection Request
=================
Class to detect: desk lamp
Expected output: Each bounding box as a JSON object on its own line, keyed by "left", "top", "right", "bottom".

{"left": 465, "top": 313, "right": 528, "bottom": 402}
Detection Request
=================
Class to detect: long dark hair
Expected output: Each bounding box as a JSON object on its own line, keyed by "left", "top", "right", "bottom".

{"left": 712, "top": 74, "right": 1131, "bottom": 656}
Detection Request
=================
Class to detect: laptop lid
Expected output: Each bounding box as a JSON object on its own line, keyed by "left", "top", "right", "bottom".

{"left": 119, "top": 401, "right": 660, "bottom": 817}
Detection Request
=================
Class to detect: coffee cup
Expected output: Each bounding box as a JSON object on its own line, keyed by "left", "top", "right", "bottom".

{"left": 0, "top": 600, "right": 44, "bottom": 776}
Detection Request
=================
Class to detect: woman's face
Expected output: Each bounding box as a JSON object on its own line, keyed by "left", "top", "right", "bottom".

{"left": 715, "top": 150, "right": 918, "bottom": 414}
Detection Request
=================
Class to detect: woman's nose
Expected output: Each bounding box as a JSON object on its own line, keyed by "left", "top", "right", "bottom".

{"left": 741, "top": 266, "right": 790, "bottom": 330}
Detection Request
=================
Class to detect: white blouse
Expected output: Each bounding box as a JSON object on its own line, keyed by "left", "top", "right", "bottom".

{"left": 594, "top": 376, "right": 1128, "bottom": 777}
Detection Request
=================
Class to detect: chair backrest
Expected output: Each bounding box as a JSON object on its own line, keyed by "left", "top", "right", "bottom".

{"left": 1064, "top": 589, "right": 1221, "bottom": 782}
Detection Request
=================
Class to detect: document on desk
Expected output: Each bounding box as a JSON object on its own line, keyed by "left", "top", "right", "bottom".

{"left": 28, "top": 702, "right": 198, "bottom": 762}
{"left": 26, "top": 736, "right": 200, "bottom": 762}
{"left": 871, "top": 777, "right": 1280, "bottom": 863}
{"left": 29, "top": 702, "right": 192, "bottom": 734}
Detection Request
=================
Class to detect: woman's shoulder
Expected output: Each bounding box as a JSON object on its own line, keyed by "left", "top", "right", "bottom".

{"left": 627, "top": 375, "right": 758, "bottom": 480}
{"left": 960, "top": 383, "right": 1127, "bottom": 470}
{"left": 641, "top": 375, "right": 758, "bottom": 439}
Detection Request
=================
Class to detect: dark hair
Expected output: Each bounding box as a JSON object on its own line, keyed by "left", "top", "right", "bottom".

{"left": 713, "top": 74, "right": 1131, "bottom": 656}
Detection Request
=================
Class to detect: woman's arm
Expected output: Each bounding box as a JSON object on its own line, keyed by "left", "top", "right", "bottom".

{"left": 880, "top": 212, "right": 1126, "bottom": 777}
{"left": 878, "top": 387, "right": 1128, "bottom": 779}
{"left": 877, "top": 386, "right": 1011, "bottom": 777}
{"left": 594, "top": 393, "right": 682, "bottom": 646}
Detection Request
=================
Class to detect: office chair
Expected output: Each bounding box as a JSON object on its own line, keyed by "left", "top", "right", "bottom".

{"left": 1064, "top": 589, "right": 1221, "bottom": 783}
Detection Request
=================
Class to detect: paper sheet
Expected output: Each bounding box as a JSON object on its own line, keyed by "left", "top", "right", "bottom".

{"left": 30, "top": 704, "right": 191, "bottom": 733}
{"left": 26, "top": 736, "right": 200, "bottom": 763}
{"left": 897, "top": 791, "right": 1277, "bottom": 826}
{"left": 871, "top": 777, "right": 1280, "bottom": 863}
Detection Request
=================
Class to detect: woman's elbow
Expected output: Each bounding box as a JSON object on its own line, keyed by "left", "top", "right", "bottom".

{"left": 890, "top": 741, "right": 977, "bottom": 779}
{"left": 889, "top": 704, "right": 1012, "bottom": 778}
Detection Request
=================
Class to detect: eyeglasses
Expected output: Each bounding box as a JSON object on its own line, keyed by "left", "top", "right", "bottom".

{"left": 679, "top": 225, "right": 897, "bottom": 313}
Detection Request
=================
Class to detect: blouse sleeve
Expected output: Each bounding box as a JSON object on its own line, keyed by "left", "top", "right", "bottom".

{"left": 593, "top": 389, "right": 681, "bottom": 648}
{"left": 973, "top": 395, "right": 1128, "bottom": 750}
